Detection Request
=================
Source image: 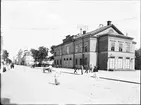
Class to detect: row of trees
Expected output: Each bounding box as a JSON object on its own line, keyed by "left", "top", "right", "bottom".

{"left": 1, "top": 50, "right": 12, "bottom": 64}
{"left": 30, "top": 46, "right": 49, "bottom": 64}
{"left": 135, "top": 48, "right": 141, "bottom": 70}
{"left": 15, "top": 46, "right": 54, "bottom": 65}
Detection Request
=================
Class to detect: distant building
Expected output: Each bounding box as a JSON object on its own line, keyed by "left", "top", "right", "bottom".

{"left": 53, "top": 21, "right": 136, "bottom": 71}
{"left": 23, "top": 50, "right": 34, "bottom": 66}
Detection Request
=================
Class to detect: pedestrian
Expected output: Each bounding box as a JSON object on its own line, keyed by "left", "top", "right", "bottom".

{"left": 81, "top": 65, "right": 84, "bottom": 75}
{"left": 93, "top": 66, "right": 99, "bottom": 79}
{"left": 2, "top": 64, "right": 7, "bottom": 73}
{"left": 10, "top": 63, "right": 14, "bottom": 69}
{"left": 6, "top": 63, "right": 10, "bottom": 71}
{"left": 54, "top": 70, "right": 61, "bottom": 85}
{"left": 74, "top": 67, "right": 77, "bottom": 74}
{"left": 49, "top": 64, "right": 52, "bottom": 72}
{"left": 85, "top": 65, "right": 88, "bottom": 73}
{"left": 89, "top": 64, "right": 92, "bottom": 73}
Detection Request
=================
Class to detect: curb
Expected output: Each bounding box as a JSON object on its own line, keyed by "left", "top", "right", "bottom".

{"left": 99, "top": 77, "right": 140, "bottom": 84}
{"left": 55, "top": 70, "right": 140, "bottom": 84}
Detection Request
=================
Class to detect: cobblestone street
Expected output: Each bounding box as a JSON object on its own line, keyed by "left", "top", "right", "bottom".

{"left": 1, "top": 65, "right": 140, "bottom": 104}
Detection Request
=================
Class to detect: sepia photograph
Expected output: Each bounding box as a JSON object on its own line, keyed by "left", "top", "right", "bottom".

{"left": 1, "top": 0, "right": 140, "bottom": 104}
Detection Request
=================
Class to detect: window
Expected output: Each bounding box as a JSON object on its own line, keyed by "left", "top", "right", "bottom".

{"left": 126, "top": 42, "right": 130, "bottom": 52}
{"left": 70, "top": 58, "right": 72, "bottom": 60}
{"left": 84, "top": 42, "right": 88, "bottom": 52}
{"left": 79, "top": 44, "right": 82, "bottom": 52}
{"left": 58, "top": 50, "right": 60, "bottom": 55}
{"left": 64, "top": 58, "right": 65, "bottom": 61}
{"left": 66, "top": 46, "right": 69, "bottom": 54}
{"left": 118, "top": 57, "right": 123, "bottom": 59}
{"left": 84, "top": 46, "right": 88, "bottom": 52}
{"left": 117, "top": 57, "right": 123, "bottom": 69}
{"left": 84, "top": 58, "right": 87, "bottom": 65}
{"left": 125, "top": 57, "right": 130, "bottom": 69}
{"left": 60, "top": 49, "right": 62, "bottom": 55}
{"left": 110, "top": 56, "right": 115, "bottom": 58}
{"left": 54, "top": 52, "right": 56, "bottom": 56}
{"left": 60, "top": 60, "right": 62, "bottom": 65}
{"left": 109, "top": 57, "right": 115, "bottom": 69}
{"left": 111, "top": 41, "right": 115, "bottom": 51}
{"left": 57, "top": 60, "right": 59, "bottom": 65}
{"left": 119, "top": 42, "right": 123, "bottom": 52}
{"left": 75, "top": 45, "right": 78, "bottom": 53}
{"left": 80, "top": 59, "right": 82, "bottom": 65}
{"left": 108, "top": 29, "right": 114, "bottom": 33}
{"left": 63, "top": 47, "right": 65, "bottom": 54}
{"left": 76, "top": 59, "right": 78, "bottom": 65}
{"left": 54, "top": 60, "right": 56, "bottom": 65}
{"left": 67, "top": 58, "right": 68, "bottom": 60}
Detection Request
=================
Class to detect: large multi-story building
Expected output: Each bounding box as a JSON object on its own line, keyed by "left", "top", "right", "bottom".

{"left": 54, "top": 21, "right": 136, "bottom": 71}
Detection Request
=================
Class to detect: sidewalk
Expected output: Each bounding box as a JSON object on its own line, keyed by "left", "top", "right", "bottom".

{"left": 52, "top": 68, "right": 140, "bottom": 84}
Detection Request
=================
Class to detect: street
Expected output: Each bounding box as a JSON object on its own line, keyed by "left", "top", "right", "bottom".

{"left": 1, "top": 65, "right": 140, "bottom": 104}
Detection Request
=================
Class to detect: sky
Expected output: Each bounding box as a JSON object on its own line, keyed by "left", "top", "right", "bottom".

{"left": 1, "top": 0, "right": 140, "bottom": 59}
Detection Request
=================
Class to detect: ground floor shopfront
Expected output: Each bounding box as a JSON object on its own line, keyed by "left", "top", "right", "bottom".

{"left": 107, "top": 52, "right": 135, "bottom": 70}
{"left": 54, "top": 52, "right": 135, "bottom": 71}
{"left": 108, "top": 57, "right": 135, "bottom": 70}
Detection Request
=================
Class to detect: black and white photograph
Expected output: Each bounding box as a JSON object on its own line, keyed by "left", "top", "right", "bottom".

{"left": 1, "top": 0, "right": 140, "bottom": 104}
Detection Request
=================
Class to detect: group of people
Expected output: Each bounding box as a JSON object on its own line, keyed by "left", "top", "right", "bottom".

{"left": 74, "top": 65, "right": 99, "bottom": 78}
{"left": 1, "top": 62, "right": 14, "bottom": 73}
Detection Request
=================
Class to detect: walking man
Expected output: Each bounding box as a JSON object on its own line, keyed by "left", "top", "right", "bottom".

{"left": 85, "top": 65, "right": 89, "bottom": 73}
{"left": 89, "top": 64, "right": 93, "bottom": 73}
{"left": 54, "top": 70, "right": 61, "bottom": 85}
{"left": 93, "top": 66, "right": 99, "bottom": 79}
{"left": 74, "top": 67, "right": 77, "bottom": 74}
{"left": 81, "top": 65, "right": 84, "bottom": 75}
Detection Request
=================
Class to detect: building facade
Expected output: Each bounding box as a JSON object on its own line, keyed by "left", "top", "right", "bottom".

{"left": 54, "top": 21, "right": 136, "bottom": 70}
{"left": 23, "top": 50, "right": 34, "bottom": 66}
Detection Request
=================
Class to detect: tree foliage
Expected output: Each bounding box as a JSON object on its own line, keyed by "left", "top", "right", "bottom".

{"left": 50, "top": 45, "right": 56, "bottom": 54}
{"left": 30, "top": 49, "right": 39, "bottom": 62}
{"left": 16, "top": 49, "right": 24, "bottom": 65}
{"left": 1, "top": 50, "right": 12, "bottom": 64}
{"left": 30, "top": 46, "right": 48, "bottom": 63}
{"left": 38, "top": 46, "right": 48, "bottom": 63}
{"left": 135, "top": 48, "right": 141, "bottom": 70}
{"left": 2, "top": 50, "right": 9, "bottom": 61}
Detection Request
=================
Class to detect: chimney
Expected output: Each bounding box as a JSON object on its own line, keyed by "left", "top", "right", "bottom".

{"left": 83, "top": 30, "right": 86, "bottom": 34}
{"left": 107, "top": 21, "right": 112, "bottom": 26}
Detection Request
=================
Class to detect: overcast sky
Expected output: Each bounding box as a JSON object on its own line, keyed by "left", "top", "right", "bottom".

{"left": 1, "top": 0, "right": 140, "bottom": 59}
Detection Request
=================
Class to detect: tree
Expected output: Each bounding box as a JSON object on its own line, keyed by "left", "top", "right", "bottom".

{"left": 2, "top": 50, "right": 9, "bottom": 61}
{"left": 16, "top": 49, "right": 24, "bottom": 65}
{"left": 30, "top": 49, "right": 39, "bottom": 62}
{"left": 50, "top": 45, "right": 56, "bottom": 55}
{"left": 135, "top": 48, "right": 141, "bottom": 70}
{"left": 48, "top": 55, "right": 54, "bottom": 60}
{"left": 30, "top": 46, "right": 49, "bottom": 64}
{"left": 38, "top": 46, "right": 48, "bottom": 63}
{"left": 5, "top": 58, "right": 12, "bottom": 64}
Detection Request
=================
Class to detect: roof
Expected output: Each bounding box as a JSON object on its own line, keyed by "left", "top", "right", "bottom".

{"left": 54, "top": 23, "right": 129, "bottom": 47}
{"left": 75, "top": 24, "right": 124, "bottom": 39}
{"left": 54, "top": 43, "right": 63, "bottom": 48}
{"left": 98, "top": 33, "right": 134, "bottom": 40}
